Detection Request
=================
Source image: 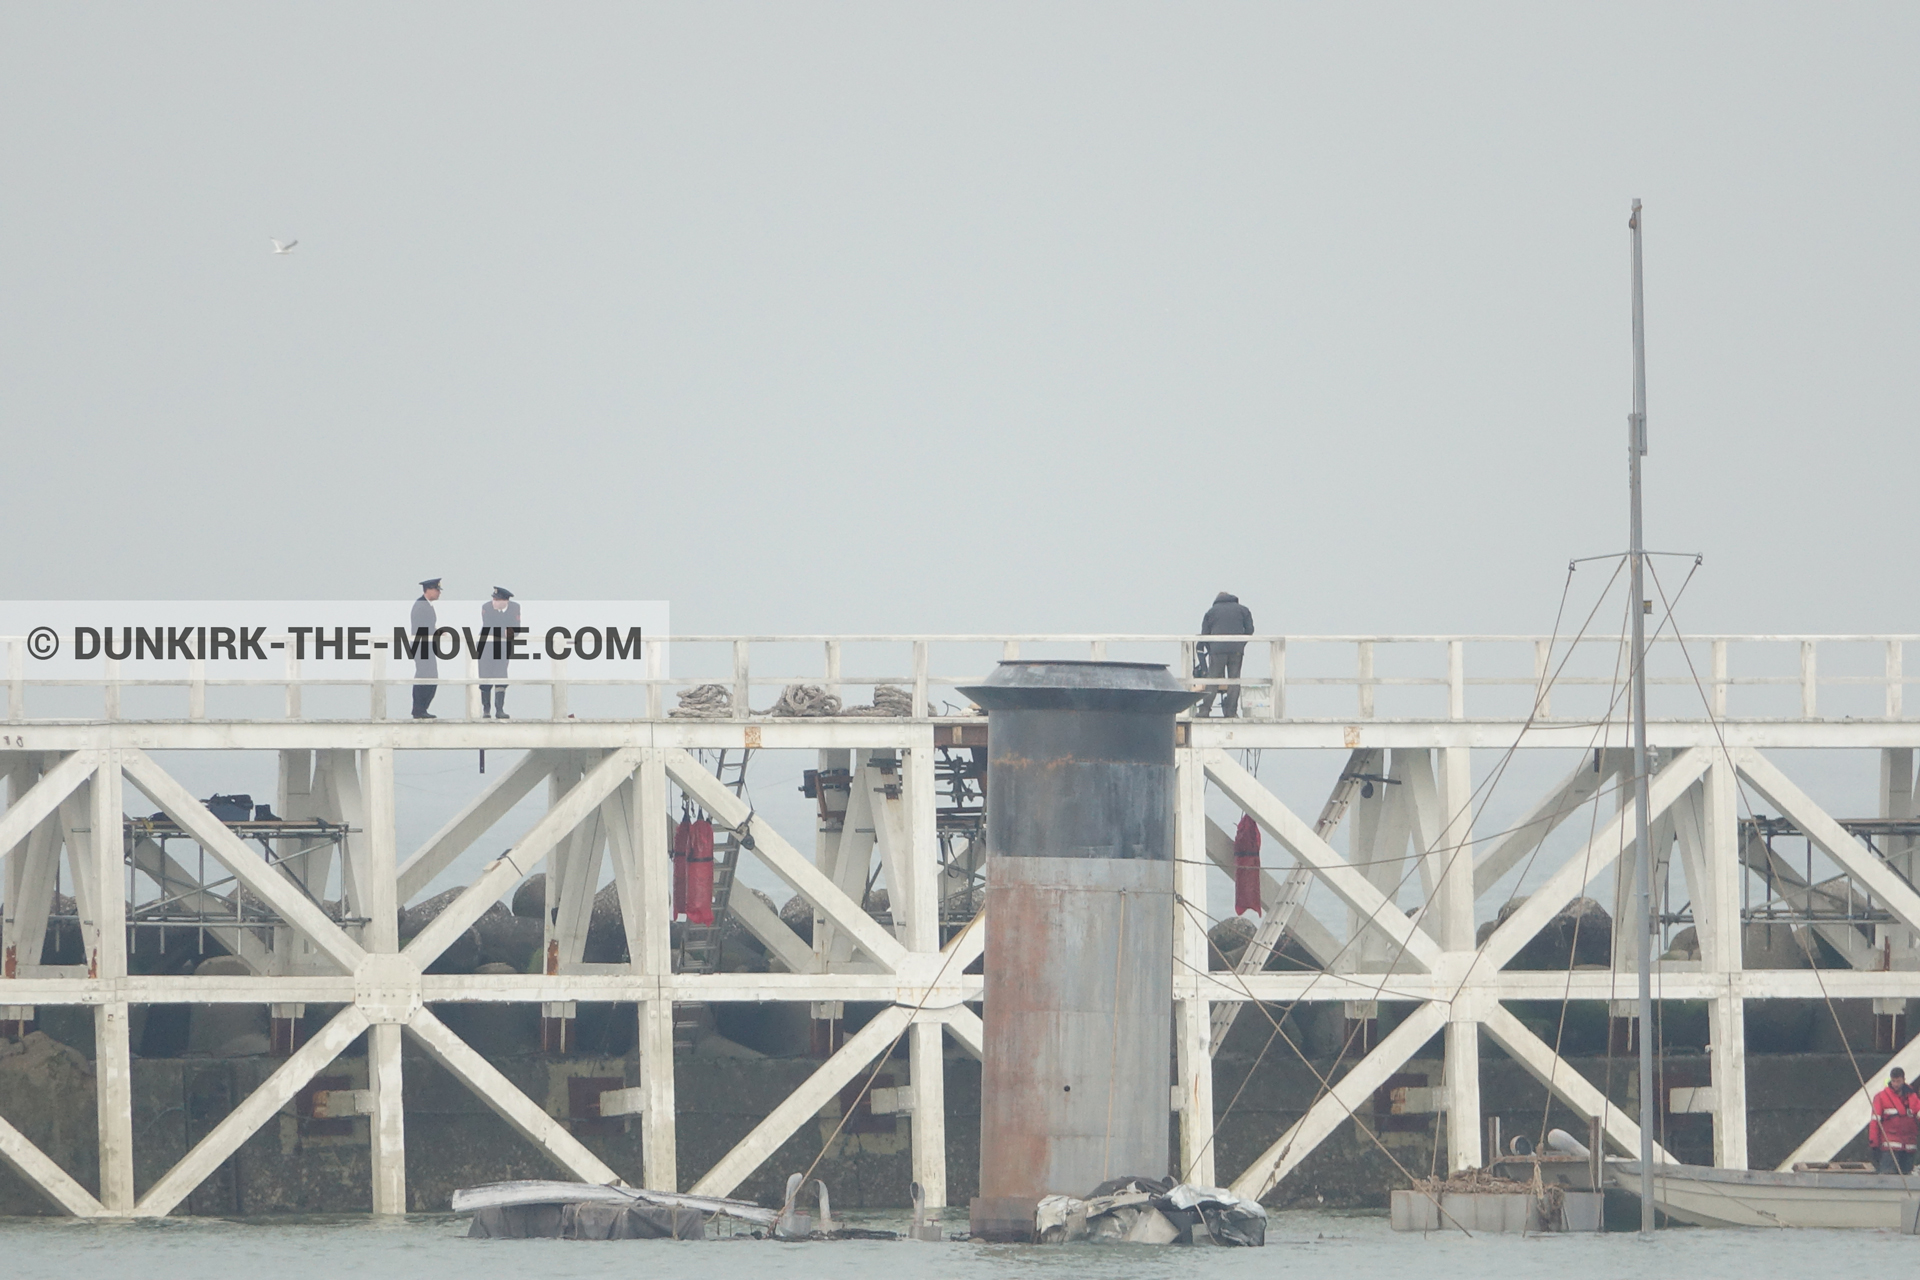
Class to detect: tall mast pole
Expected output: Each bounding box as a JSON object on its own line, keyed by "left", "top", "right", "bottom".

{"left": 1628, "top": 197, "right": 1656, "bottom": 1236}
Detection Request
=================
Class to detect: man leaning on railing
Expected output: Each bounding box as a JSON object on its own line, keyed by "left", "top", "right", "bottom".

{"left": 1196, "top": 591, "right": 1254, "bottom": 718}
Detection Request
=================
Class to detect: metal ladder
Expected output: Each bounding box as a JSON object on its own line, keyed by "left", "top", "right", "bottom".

{"left": 674, "top": 748, "right": 752, "bottom": 1052}
{"left": 1210, "top": 747, "right": 1379, "bottom": 1046}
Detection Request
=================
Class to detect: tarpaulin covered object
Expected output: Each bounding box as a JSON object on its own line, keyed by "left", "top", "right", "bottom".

{"left": 1034, "top": 1176, "right": 1266, "bottom": 1246}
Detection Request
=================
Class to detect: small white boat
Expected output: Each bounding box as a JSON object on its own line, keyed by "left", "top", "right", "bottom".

{"left": 1613, "top": 1161, "right": 1920, "bottom": 1229}
{"left": 451, "top": 1178, "right": 779, "bottom": 1227}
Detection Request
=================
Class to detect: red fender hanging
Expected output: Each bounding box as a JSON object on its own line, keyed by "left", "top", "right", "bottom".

{"left": 1233, "top": 813, "right": 1263, "bottom": 916}
{"left": 672, "top": 816, "right": 692, "bottom": 919}
{"left": 686, "top": 816, "right": 716, "bottom": 925}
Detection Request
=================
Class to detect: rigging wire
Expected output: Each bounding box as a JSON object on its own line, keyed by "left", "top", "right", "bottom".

{"left": 1188, "top": 556, "right": 1632, "bottom": 1187}
{"left": 1535, "top": 586, "right": 1634, "bottom": 1153}
{"left": 791, "top": 909, "right": 982, "bottom": 1197}
{"left": 1644, "top": 555, "right": 1912, "bottom": 1200}
{"left": 1172, "top": 896, "right": 1475, "bottom": 1237}
{"left": 1420, "top": 554, "right": 1788, "bottom": 1223}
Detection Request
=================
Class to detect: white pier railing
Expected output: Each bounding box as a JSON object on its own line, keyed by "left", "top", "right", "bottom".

{"left": 5, "top": 633, "right": 1916, "bottom": 723}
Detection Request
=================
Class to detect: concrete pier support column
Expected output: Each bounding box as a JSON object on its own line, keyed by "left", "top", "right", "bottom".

{"left": 1704, "top": 757, "right": 1748, "bottom": 1169}
{"left": 541, "top": 754, "right": 584, "bottom": 1054}
{"left": 1174, "top": 999, "right": 1216, "bottom": 1187}
{"left": 90, "top": 752, "right": 134, "bottom": 1213}
{"left": 902, "top": 745, "right": 948, "bottom": 1208}
{"left": 811, "top": 750, "right": 870, "bottom": 1056}
{"left": 1173, "top": 749, "right": 1216, "bottom": 1188}
{"left": 92, "top": 1002, "right": 134, "bottom": 1212}
{"left": 1437, "top": 746, "right": 1481, "bottom": 1172}
{"left": 2, "top": 759, "right": 30, "bottom": 984}
{"left": 1882, "top": 748, "right": 1916, "bottom": 879}
{"left": 1443, "top": 1018, "right": 1482, "bottom": 1173}
{"left": 635, "top": 754, "right": 678, "bottom": 1191}
{"left": 1877, "top": 749, "right": 1917, "bottom": 1049}
{"left": 637, "top": 999, "right": 677, "bottom": 1188}
{"left": 362, "top": 749, "right": 407, "bottom": 1214}
{"left": 1708, "top": 995, "right": 1748, "bottom": 1167}
{"left": 369, "top": 1023, "right": 407, "bottom": 1212}
{"left": 909, "top": 1020, "right": 948, "bottom": 1208}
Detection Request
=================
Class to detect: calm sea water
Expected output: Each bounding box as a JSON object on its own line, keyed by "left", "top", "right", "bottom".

{"left": 3, "top": 1209, "right": 1916, "bottom": 1279}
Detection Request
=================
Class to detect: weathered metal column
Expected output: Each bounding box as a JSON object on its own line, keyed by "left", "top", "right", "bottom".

{"left": 960, "top": 661, "right": 1197, "bottom": 1240}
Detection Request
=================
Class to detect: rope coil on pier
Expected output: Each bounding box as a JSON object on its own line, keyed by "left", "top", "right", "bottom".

{"left": 762, "top": 684, "right": 843, "bottom": 717}
{"left": 671, "top": 682, "right": 913, "bottom": 718}
{"left": 670, "top": 684, "right": 733, "bottom": 718}
{"left": 842, "top": 685, "right": 912, "bottom": 717}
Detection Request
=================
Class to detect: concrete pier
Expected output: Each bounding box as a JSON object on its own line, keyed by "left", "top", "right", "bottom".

{"left": 0, "top": 630, "right": 1916, "bottom": 1217}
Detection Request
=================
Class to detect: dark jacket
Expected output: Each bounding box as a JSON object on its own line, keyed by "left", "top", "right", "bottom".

{"left": 1201, "top": 592, "right": 1254, "bottom": 656}
{"left": 411, "top": 596, "right": 438, "bottom": 677}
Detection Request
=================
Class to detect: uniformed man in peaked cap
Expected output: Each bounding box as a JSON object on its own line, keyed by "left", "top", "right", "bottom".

{"left": 478, "top": 587, "right": 520, "bottom": 718}
{"left": 412, "top": 578, "right": 441, "bottom": 719}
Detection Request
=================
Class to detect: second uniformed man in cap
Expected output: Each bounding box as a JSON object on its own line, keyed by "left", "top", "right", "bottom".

{"left": 412, "top": 578, "right": 441, "bottom": 719}
{"left": 478, "top": 587, "right": 520, "bottom": 718}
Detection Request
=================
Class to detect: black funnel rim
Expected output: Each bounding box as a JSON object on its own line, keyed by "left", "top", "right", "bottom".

{"left": 958, "top": 659, "right": 1200, "bottom": 713}
{"left": 990, "top": 659, "right": 1168, "bottom": 669}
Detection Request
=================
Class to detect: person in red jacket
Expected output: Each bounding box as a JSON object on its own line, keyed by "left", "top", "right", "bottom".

{"left": 1868, "top": 1067, "right": 1919, "bottom": 1174}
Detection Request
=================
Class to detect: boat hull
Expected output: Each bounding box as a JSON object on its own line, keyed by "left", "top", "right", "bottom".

{"left": 1613, "top": 1161, "right": 1919, "bottom": 1229}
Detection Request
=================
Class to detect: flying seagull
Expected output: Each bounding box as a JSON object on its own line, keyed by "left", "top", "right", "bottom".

{"left": 270, "top": 238, "right": 298, "bottom": 254}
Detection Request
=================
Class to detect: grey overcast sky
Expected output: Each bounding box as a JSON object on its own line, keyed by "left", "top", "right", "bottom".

{"left": 1, "top": 3, "right": 1913, "bottom": 638}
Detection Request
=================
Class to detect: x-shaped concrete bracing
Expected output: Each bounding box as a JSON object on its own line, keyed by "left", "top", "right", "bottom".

{"left": 0, "top": 748, "right": 648, "bottom": 1216}
{"left": 25, "top": 735, "right": 1906, "bottom": 1216}
{"left": 1739, "top": 747, "right": 1920, "bottom": 1170}
{"left": 0, "top": 751, "right": 117, "bottom": 1215}
{"left": 1201, "top": 748, "right": 1703, "bottom": 1199}
{"left": 664, "top": 747, "right": 979, "bottom": 1202}
{"left": 1201, "top": 742, "right": 1920, "bottom": 1195}
{"left": 1, "top": 743, "right": 978, "bottom": 1216}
